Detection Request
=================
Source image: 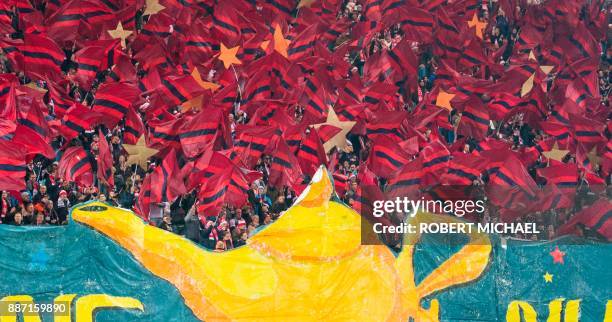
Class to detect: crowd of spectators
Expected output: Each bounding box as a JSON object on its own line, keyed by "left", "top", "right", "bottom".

{"left": 0, "top": 0, "right": 610, "bottom": 251}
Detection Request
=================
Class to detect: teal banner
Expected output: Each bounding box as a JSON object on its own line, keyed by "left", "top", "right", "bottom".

{"left": 0, "top": 201, "right": 609, "bottom": 321}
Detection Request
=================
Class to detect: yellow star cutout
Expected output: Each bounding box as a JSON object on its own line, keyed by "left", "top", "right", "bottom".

{"left": 313, "top": 108, "right": 356, "bottom": 153}
{"left": 107, "top": 22, "right": 133, "bottom": 49}
{"left": 217, "top": 43, "right": 242, "bottom": 69}
{"left": 123, "top": 135, "right": 159, "bottom": 169}
{"left": 521, "top": 73, "right": 535, "bottom": 97}
{"left": 435, "top": 90, "right": 455, "bottom": 111}
{"left": 143, "top": 0, "right": 165, "bottom": 16}
{"left": 191, "top": 68, "right": 220, "bottom": 92}
{"left": 543, "top": 142, "right": 569, "bottom": 162}
{"left": 467, "top": 14, "right": 487, "bottom": 40}
{"left": 543, "top": 272, "right": 553, "bottom": 283}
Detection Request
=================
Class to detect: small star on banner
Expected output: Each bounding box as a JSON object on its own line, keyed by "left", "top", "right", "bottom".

{"left": 550, "top": 246, "right": 565, "bottom": 264}
{"left": 543, "top": 272, "right": 554, "bottom": 283}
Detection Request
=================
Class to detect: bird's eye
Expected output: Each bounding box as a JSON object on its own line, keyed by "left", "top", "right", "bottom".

{"left": 78, "top": 205, "right": 108, "bottom": 212}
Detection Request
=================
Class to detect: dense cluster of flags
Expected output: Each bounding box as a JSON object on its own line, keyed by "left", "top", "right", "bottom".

{"left": 0, "top": 0, "right": 609, "bottom": 237}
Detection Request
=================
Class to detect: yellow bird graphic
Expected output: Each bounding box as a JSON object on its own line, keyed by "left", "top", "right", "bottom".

{"left": 72, "top": 167, "right": 492, "bottom": 322}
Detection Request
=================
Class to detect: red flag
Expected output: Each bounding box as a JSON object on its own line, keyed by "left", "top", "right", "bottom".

{"left": 179, "top": 108, "right": 227, "bottom": 158}
{"left": 59, "top": 103, "right": 102, "bottom": 142}
{"left": 386, "top": 158, "right": 422, "bottom": 199}
{"left": 297, "top": 127, "right": 327, "bottom": 177}
{"left": 197, "top": 170, "right": 230, "bottom": 217}
{"left": 457, "top": 99, "right": 490, "bottom": 140}
{"left": 58, "top": 146, "right": 93, "bottom": 186}
{"left": 287, "top": 24, "right": 318, "bottom": 60}
{"left": 441, "top": 152, "right": 487, "bottom": 185}
{"left": 182, "top": 21, "right": 219, "bottom": 63}
{"left": 148, "top": 118, "right": 182, "bottom": 149}
{"left": 366, "top": 111, "right": 408, "bottom": 141}
{"left": 420, "top": 140, "right": 451, "bottom": 186}
{"left": 0, "top": 76, "right": 16, "bottom": 123}
{"left": 159, "top": 74, "right": 206, "bottom": 106}
{"left": 537, "top": 164, "right": 579, "bottom": 192}
{"left": 72, "top": 46, "right": 105, "bottom": 90}
{"left": 11, "top": 125, "right": 55, "bottom": 159}
{"left": 18, "top": 96, "right": 49, "bottom": 139}
{"left": 135, "top": 174, "right": 152, "bottom": 219}
{"left": 45, "top": 0, "right": 114, "bottom": 44}
{"left": 367, "top": 135, "right": 410, "bottom": 179}
{"left": 150, "top": 149, "right": 187, "bottom": 204}
{"left": 570, "top": 114, "right": 605, "bottom": 148}
{"left": 233, "top": 125, "right": 280, "bottom": 168}
{"left": 123, "top": 107, "right": 144, "bottom": 145}
{"left": 96, "top": 129, "right": 114, "bottom": 188}
{"left": 558, "top": 199, "right": 611, "bottom": 240}
{"left": 92, "top": 82, "right": 140, "bottom": 127}
{"left": 269, "top": 137, "right": 303, "bottom": 188}
{"left": 0, "top": 140, "right": 26, "bottom": 191}
{"left": 190, "top": 150, "right": 250, "bottom": 208}
{"left": 19, "top": 33, "right": 65, "bottom": 81}
{"left": 46, "top": 79, "right": 74, "bottom": 117}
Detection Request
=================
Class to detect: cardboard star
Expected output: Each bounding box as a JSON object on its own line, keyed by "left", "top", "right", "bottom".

{"left": 586, "top": 146, "right": 601, "bottom": 167}
{"left": 218, "top": 43, "right": 242, "bottom": 69}
{"left": 272, "top": 24, "right": 290, "bottom": 58}
{"left": 298, "top": 0, "right": 316, "bottom": 8}
{"left": 435, "top": 90, "right": 455, "bottom": 111}
{"left": 107, "top": 22, "right": 133, "bottom": 49}
{"left": 467, "top": 14, "right": 487, "bottom": 39}
{"left": 123, "top": 135, "right": 159, "bottom": 169}
{"left": 520, "top": 73, "right": 535, "bottom": 97}
{"left": 528, "top": 50, "right": 537, "bottom": 61}
{"left": 191, "top": 68, "right": 220, "bottom": 92}
{"left": 261, "top": 25, "right": 291, "bottom": 57}
{"left": 543, "top": 272, "right": 553, "bottom": 283}
{"left": 543, "top": 142, "right": 569, "bottom": 162}
{"left": 143, "top": 0, "right": 165, "bottom": 16}
{"left": 313, "top": 108, "right": 356, "bottom": 153}
{"left": 22, "top": 82, "right": 47, "bottom": 94}
{"left": 539, "top": 65, "right": 554, "bottom": 75}
{"left": 550, "top": 246, "right": 565, "bottom": 264}
{"left": 180, "top": 95, "right": 204, "bottom": 113}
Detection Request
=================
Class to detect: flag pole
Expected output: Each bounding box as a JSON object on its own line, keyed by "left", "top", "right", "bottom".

{"left": 231, "top": 65, "right": 242, "bottom": 113}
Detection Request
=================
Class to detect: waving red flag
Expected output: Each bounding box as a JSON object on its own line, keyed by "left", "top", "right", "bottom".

{"left": 11, "top": 125, "right": 55, "bottom": 159}
{"left": 150, "top": 149, "right": 187, "bottom": 204}
{"left": 297, "top": 128, "right": 327, "bottom": 177}
{"left": 19, "top": 33, "right": 65, "bottom": 81}
{"left": 0, "top": 140, "right": 26, "bottom": 191}
{"left": 558, "top": 199, "right": 612, "bottom": 240}
{"left": 58, "top": 146, "right": 93, "bottom": 187}
{"left": 367, "top": 135, "right": 410, "bottom": 179}
{"left": 96, "top": 129, "right": 114, "bottom": 188}
{"left": 92, "top": 82, "right": 140, "bottom": 128}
